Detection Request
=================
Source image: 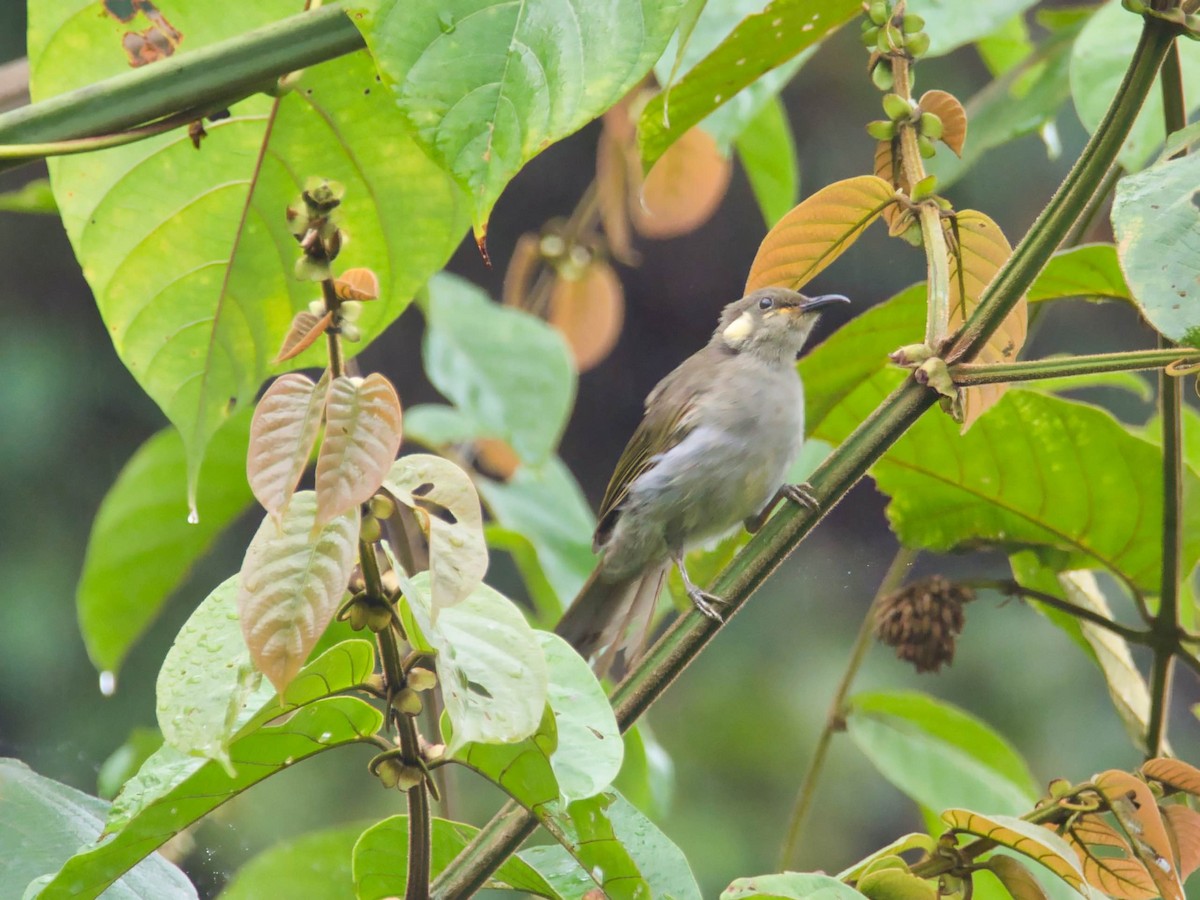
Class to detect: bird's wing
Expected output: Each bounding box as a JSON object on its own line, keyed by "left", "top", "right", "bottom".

{"left": 594, "top": 346, "right": 723, "bottom": 550}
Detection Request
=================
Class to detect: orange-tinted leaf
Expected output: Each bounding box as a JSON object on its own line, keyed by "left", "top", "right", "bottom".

{"left": 473, "top": 437, "right": 521, "bottom": 482}
{"left": 1065, "top": 820, "right": 1157, "bottom": 900}
{"left": 745, "top": 175, "right": 896, "bottom": 292}
{"left": 1141, "top": 758, "right": 1200, "bottom": 797}
{"left": 238, "top": 492, "right": 360, "bottom": 694}
{"left": 632, "top": 126, "right": 732, "bottom": 239}
{"left": 946, "top": 210, "right": 1027, "bottom": 431}
{"left": 247, "top": 373, "right": 328, "bottom": 519}
{"left": 874, "top": 140, "right": 910, "bottom": 235}
{"left": 548, "top": 260, "right": 625, "bottom": 372}
{"left": 315, "top": 374, "right": 403, "bottom": 527}
{"left": 502, "top": 232, "right": 543, "bottom": 310}
{"left": 597, "top": 108, "right": 638, "bottom": 265}
{"left": 275, "top": 310, "right": 333, "bottom": 363}
{"left": 919, "top": 90, "right": 967, "bottom": 157}
{"left": 986, "top": 855, "right": 1050, "bottom": 900}
{"left": 942, "top": 809, "right": 1087, "bottom": 892}
{"left": 334, "top": 267, "right": 380, "bottom": 302}
{"left": 1163, "top": 804, "right": 1200, "bottom": 879}
{"left": 1094, "top": 769, "right": 1185, "bottom": 900}
{"left": 1071, "top": 814, "right": 1133, "bottom": 850}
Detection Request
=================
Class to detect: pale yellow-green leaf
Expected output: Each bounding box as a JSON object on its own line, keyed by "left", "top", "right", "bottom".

{"left": 941, "top": 809, "right": 1088, "bottom": 892}
{"left": 744, "top": 175, "right": 896, "bottom": 292}
{"left": 315, "top": 374, "right": 403, "bottom": 526}
{"left": 247, "top": 373, "right": 328, "bottom": 520}
{"left": 383, "top": 454, "right": 487, "bottom": 614}
{"left": 237, "top": 492, "right": 360, "bottom": 693}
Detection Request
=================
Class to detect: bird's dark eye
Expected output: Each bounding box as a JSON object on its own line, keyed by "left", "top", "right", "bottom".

{"left": 758, "top": 295, "right": 774, "bottom": 311}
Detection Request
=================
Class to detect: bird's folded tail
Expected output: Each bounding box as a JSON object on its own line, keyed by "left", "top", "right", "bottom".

{"left": 554, "top": 564, "right": 668, "bottom": 676}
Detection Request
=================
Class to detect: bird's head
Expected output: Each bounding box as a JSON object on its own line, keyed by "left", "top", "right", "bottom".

{"left": 715, "top": 287, "right": 850, "bottom": 363}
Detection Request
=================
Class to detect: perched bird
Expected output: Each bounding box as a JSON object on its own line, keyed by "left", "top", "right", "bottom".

{"left": 556, "top": 287, "right": 849, "bottom": 666}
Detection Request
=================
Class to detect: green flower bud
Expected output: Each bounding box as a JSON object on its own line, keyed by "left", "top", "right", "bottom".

{"left": 392, "top": 688, "right": 424, "bottom": 717}
{"left": 359, "top": 515, "right": 381, "bottom": 544}
{"left": 868, "top": 0, "right": 889, "bottom": 26}
{"left": 906, "top": 31, "right": 930, "bottom": 57}
{"left": 866, "top": 119, "right": 897, "bottom": 141}
{"left": 861, "top": 25, "right": 880, "bottom": 47}
{"left": 884, "top": 24, "right": 904, "bottom": 50}
{"left": 407, "top": 667, "right": 438, "bottom": 692}
{"left": 871, "top": 61, "right": 895, "bottom": 91}
{"left": 340, "top": 322, "right": 362, "bottom": 342}
{"left": 917, "top": 134, "right": 937, "bottom": 159}
{"left": 1121, "top": 0, "right": 1147, "bottom": 12}
{"left": 368, "top": 494, "right": 396, "bottom": 519}
{"left": 918, "top": 111, "right": 943, "bottom": 140}
{"left": 366, "top": 604, "right": 394, "bottom": 632}
{"left": 882, "top": 93, "right": 912, "bottom": 121}
{"left": 339, "top": 299, "right": 363, "bottom": 322}
{"left": 308, "top": 298, "right": 327, "bottom": 317}
{"left": 902, "top": 13, "right": 925, "bottom": 33}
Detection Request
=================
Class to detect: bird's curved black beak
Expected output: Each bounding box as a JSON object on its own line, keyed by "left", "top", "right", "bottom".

{"left": 801, "top": 293, "right": 851, "bottom": 312}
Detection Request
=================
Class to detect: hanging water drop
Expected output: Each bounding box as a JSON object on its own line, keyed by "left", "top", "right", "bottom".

{"left": 99, "top": 670, "right": 117, "bottom": 696}
{"left": 187, "top": 506, "right": 200, "bottom": 525}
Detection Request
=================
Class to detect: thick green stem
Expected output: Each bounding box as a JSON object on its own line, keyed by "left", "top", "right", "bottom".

{"left": 1145, "top": 38, "right": 1186, "bottom": 760}
{"left": 949, "top": 348, "right": 1200, "bottom": 386}
{"left": 433, "top": 13, "right": 1175, "bottom": 895}
{"left": 778, "top": 547, "right": 916, "bottom": 869}
{"left": 0, "top": 4, "right": 363, "bottom": 172}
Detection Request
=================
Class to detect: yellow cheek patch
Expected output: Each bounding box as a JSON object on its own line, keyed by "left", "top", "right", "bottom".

{"left": 722, "top": 311, "right": 755, "bottom": 343}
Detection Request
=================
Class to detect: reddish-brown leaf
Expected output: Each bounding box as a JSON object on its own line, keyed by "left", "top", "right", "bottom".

{"left": 597, "top": 106, "right": 638, "bottom": 265}
{"left": 1163, "top": 804, "right": 1200, "bottom": 879}
{"left": 919, "top": 89, "right": 967, "bottom": 157}
{"left": 986, "top": 855, "right": 1049, "bottom": 900}
{"left": 873, "top": 140, "right": 911, "bottom": 236}
{"left": 1094, "top": 770, "right": 1186, "bottom": 900}
{"left": 745, "top": 175, "right": 896, "bottom": 292}
{"left": 1065, "top": 825, "right": 1158, "bottom": 900}
{"left": 1142, "top": 758, "right": 1200, "bottom": 798}
{"left": 632, "top": 126, "right": 732, "bottom": 239}
{"left": 473, "top": 438, "right": 521, "bottom": 482}
{"left": 247, "top": 373, "right": 329, "bottom": 519}
{"left": 334, "top": 267, "right": 380, "bottom": 302}
{"left": 548, "top": 260, "right": 625, "bottom": 372}
{"left": 1070, "top": 814, "right": 1133, "bottom": 850}
{"left": 501, "top": 232, "right": 543, "bottom": 310}
{"left": 275, "top": 310, "right": 333, "bottom": 363}
{"left": 315, "top": 374, "right": 403, "bottom": 527}
{"left": 946, "top": 209, "right": 1027, "bottom": 431}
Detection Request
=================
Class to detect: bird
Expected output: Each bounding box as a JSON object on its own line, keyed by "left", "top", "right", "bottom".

{"left": 555, "top": 286, "right": 850, "bottom": 668}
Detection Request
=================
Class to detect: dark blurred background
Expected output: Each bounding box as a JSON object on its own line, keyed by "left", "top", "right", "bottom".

{"left": 1, "top": 4, "right": 1195, "bottom": 897}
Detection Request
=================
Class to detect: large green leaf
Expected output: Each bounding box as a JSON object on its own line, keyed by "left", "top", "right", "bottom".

{"left": 76, "top": 410, "right": 253, "bottom": 678}
{"left": 908, "top": 0, "right": 1041, "bottom": 57}
{"left": 29, "top": 3, "right": 466, "bottom": 502}
{"left": 37, "top": 697, "right": 382, "bottom": 900}
{"left": 219, "top": 821, "right": 375, "bottom": 900}
{"left": 639, "top": 0, "right": 860, "bottom": 166}
{"left": 1026, "top": 243, "right": 1130, "bottom": 304}
{"left": 722, "top": 872, "right": 869, "bottom": 899}
{"left": 353, "top": 816, "right": 557, "bottom": 899}
{"left": 735, "top": 95, "right": 799, "bottom": 229}
{"left": 1070, "top": 0, "right": 1200, "bottom": 171}
{"left": 1111, "top": 150, "right": 1200, "bottom": 345}
{"left": 424, "top": 274, "right": 576, "bottom": 466}
{"left": 0, "top": 759, "right": 195, "bottom": 900}
{"left": 846, "top": 691, "right": 1039, "bottom": 816}
{"left": 351, "top": 0, "right": 686, "bottom": 236}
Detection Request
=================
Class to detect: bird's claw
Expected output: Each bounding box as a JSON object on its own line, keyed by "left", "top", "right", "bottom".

{"left": 687, "top": 588, "right": 726, "bottom": 622}
{"left": 784, "top": 482, "right": 820, "bottom": 510}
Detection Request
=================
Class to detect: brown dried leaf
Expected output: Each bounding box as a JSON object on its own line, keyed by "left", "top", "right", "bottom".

{"left": 919, "top": 89, "right": 967, "bottom": 157}
{"left": 986, "top": 855, "right": 1049, "bottom": 900}
{"left": 334, "top": 267, "right": 380, "bottom": 302}
{"left": 237, "top": 492, "right": 359, "bottom": 694}
{"left": 1163, "top": 804, "right": 1200, "bottom": 879}
{"left": 275, "top": 310, "right": 333, "bottom": 363}
{"left": 1094, "top": 769, "right": 1186, "bottom": 900}
{"left": 248, "top": 373, "right": 329, "bottom": 519}
{"left": 1142, "top": 758, "right": 1200, "bottom": 797}
{"left": 745, "top": 174, "right": 896, "bottom": 292}
{"left": 874, "top": 140, "right": 910, "bottom": 235}
{"left": 502, "top": 233, "right": 543, "bottom": 309}
{"left": 548, "top": 260, "right": 625, "bottom": 372}
{"left": 941, "top": 809, "right": 1087, "bottom": 892}
{"left": 315, "top": 374, "right": 403, "bottom": 527}
{"left": 946, "top": 210, "right": 1027, "bottom": 431}
{"left": 632, "top": 126, "right": 732, "bottom": 239}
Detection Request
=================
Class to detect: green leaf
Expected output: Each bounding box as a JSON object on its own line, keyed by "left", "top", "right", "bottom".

{"left": 0, "top": 758, "right": 196, "bottom": 900}
{"left": 29, "top": 2, "right": 466, "bottom": 501}
{"left": 37, "top": 697, "right": 382, "bottom": 900}
{"left": 721, "top": 871, "right": 868, "bottom": 898}
{"left": 219, "top": 821, "right": 375, "bottom": 900}
{"left": 639, "top": 0, "right": 860, "bottom": 167}
{"left": 1111, "top": 151, "right": 1200, "bottom": 345}
{"left": 537, "top": 792, "right": 703, "bottom": 900}
{"left": 425, "top": 274, "right": 576, "bottom": 466}
{"left": 907, "top": 0, "right": 1041, "bottom": 57}
{"left": 1070, "top": 0, "right": 1200, "bottom": 171}
{"left": 476, "top": 457, "right": 597, "bottom": 607}
{"left": 613, "top": 724, "right": 675, "bottom": 818}
{"left": 485, "top": 525, "right": 564, "bottom": 626}
{"left": 77, "top": 410, "right": 254, "bottom": 678}
{"left": 941, "top": 810, "right": 1092, "bottom": 895}
{"left": 156, "top": 575, "right": 273, "bottom": 774}
{"left": 238, "top": 492, "right": 360, "bottom": 694}
{"left": 97, "top": 728, "right": 164, "bottom": 801}
{"left": 351, "top": 0, "right": 685, "bottom": 236}
{"left": 735, "top": 95, "right": 799, "bottom": 229}
{"left": 353, "top": 816, "right": 557, "bottom": 899}
{"left": 846, "top": 691, "right": 1039, "bottom": 816}
{"left": 0, "top": 177, "right": 57, "bottom": 214}
{"left": 402, "top": 403, "right": 480, "bottom": 449}
{"left": 405, "top": 571, "right": 548, "bottom": 752}
{"left": 976, "top": 14, "right": 1034, "bottom": 76}
{"left": 1026, "top": 244, "right": 1131, "bottom": 304}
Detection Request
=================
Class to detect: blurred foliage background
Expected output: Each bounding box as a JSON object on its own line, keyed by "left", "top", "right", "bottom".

{"left": 0, "top": 3, "right": 1195, "bottom": 897}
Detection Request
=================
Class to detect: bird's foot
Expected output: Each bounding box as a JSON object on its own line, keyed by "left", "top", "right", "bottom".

{"left": 784, "top": 481, "right": 820, "bottom": 510}
{"left": 687, "top": 588, "right": 726, "bottom": 622}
